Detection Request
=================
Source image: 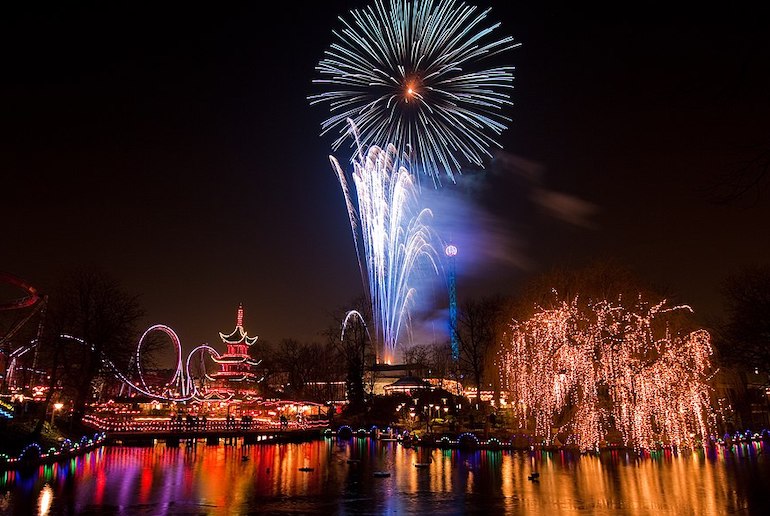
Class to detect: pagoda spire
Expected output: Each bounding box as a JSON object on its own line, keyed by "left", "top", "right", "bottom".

{"left": 219, "top": 304, "right": 258, "bottom": 346}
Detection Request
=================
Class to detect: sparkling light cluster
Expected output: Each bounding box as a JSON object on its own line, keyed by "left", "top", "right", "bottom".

{"left": 0, "top": 433, "right": 105, "bottom": 466}
{"left": 330, "top": 128, "right": 439, "bottom": 363}
{"left": 498, "top": 294, "right": 715, "bottom": 452}
{"left": 82, "top": 415, "right": 327, "bottom": 434}
{"left": 312, "top": 0, "right": 519, "bottom": 184}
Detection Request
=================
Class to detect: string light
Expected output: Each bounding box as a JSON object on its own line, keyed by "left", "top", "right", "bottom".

{"left": 498, "top": 294, "right": 715, "bottom": 452}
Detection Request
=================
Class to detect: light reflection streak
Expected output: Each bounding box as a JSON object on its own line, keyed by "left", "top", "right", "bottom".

{"left": 0, "top": 438, "right": 767, "bottom": 513}
{"left": 36, "top": 484, "right": 52, "bottom": 515}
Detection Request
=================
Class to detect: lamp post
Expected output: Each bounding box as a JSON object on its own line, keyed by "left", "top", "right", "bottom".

{"left": 50, "top": 402, "right": 63, "bottom": 427}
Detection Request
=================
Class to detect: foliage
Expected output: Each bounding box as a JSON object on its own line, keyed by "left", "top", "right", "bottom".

{"left": 719, "top": 265, "right": 770, "bottom": 378}
{"left": 454, "top": 295, "right": 507, "bottom": 400}
{"left": 326, "top": 299, "right": 376, "bottom": 413}
{"left": 499, "top": 285, "right": 714, "bottom": 451}
{"left": 39, "top": 268, "right": 145, "bottom": 423}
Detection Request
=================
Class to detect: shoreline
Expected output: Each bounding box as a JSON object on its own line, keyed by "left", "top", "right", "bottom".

{"left": 0, "top": 432, "right": 106, "bottom": 472}
{"left": 325, "top": 426, "right": 770, "bottom": 454}
{"left": 5, "top": 426, "right": 764, "bottom": 472}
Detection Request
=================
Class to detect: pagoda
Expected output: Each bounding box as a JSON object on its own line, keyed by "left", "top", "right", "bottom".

{"left": 210, "top": 304, "right": 262, "bottom": 386}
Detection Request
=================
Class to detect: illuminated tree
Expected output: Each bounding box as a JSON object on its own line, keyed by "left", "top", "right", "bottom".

{"left": 498, "top": 291, "right": 714, "bottom": 452}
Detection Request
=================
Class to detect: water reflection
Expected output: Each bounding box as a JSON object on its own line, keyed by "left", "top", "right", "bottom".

{"left": 36, "top": 484, "right": 52, "bottom": 515}
{"left": 1, "top": 439, "right": 768, "bottom": 514}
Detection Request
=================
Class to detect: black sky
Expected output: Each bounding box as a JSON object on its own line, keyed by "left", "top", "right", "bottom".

{"left": 3, "top": 2, "right": 770, "bottom": 360}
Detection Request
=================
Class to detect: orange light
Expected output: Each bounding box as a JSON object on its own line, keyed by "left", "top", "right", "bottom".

{"left": 404, "top": 81, "right": 418, "bottom": 102}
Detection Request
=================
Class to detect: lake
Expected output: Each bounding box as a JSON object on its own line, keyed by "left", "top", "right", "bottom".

{"left": 1, "top": 438, "right": 769, "bottom": 514}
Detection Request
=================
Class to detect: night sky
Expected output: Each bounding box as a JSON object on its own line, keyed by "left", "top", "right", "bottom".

{"left": 3, "top": 2, "right": 769, "bottom": 362}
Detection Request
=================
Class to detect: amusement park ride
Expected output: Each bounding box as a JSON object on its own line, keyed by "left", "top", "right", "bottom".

{"left": 0, "top": 272, "right": 47, "bottom": 394}
{"left": 119, "top": 303, "right": 264, "bottom": 401}
{"left": 1, "top": 272, "right": 265, "bottom": 405}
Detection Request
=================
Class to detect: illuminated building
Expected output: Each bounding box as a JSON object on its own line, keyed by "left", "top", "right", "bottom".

{"left": 209, "top": 304, "right": 262, "bottom": 392}
{"left": 383, "top": 376, "right": 431, "bottom": 396}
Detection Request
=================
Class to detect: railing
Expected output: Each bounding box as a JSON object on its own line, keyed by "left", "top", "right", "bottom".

{"left": 0, "top": 399, "right": 14, "bottom": 420}
{"left": 1, "top": 433, "right": 106, "bottom": 470}
{"left": 83, "top": 414, "right": 327, "bottom": 434}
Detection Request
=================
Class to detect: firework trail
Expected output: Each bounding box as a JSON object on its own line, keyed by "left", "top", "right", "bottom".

{"left": 330, "top": 122, "right": 439, "bottom": 363}
{"left": 312, "top": 0, "right": 519, "bottom": 184}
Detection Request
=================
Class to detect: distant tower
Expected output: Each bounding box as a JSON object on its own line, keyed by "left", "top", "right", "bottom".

{"left": 210, "top": 304, "right": 261, "bottom": 386}
{"left": 445, "top": 244, "right": 459, "bottom": 361}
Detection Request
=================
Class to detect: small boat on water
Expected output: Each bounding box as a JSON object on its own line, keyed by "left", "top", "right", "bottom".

{"left": 299, "top": 467, "right": 314, "bottom": 472}
{"left": 373, "top": 471, "right": 390, "bottom": 478}
{"left": 346, "top": 459, "right": 361, "bottom": 464}
{"left": 414, "top": 463, "right": 430, "bottom": 468}
{"left": 378, "top": 429, "right": 398, "bottom": 441}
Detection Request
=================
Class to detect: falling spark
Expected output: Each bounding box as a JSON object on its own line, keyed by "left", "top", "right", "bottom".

{"left": 330, "top": 122, "right": 439, "bottom": 363}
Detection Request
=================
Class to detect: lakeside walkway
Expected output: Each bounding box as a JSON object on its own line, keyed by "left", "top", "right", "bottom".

{"left": 0, "top": 432, "right": 106, "bottom": 471}
{"left": 83, "top": 414, "right": 328, "bottom": 446}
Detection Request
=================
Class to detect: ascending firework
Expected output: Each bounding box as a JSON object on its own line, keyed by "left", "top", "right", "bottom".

{"left": 330, "top": 123, "right": 439, "bottom": 363}
{"left": 312, "top": 0, "right": 519, "bottom": 184}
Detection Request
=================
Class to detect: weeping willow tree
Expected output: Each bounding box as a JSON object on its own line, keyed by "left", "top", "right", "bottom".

{"left": 499, "top": 271, "right": 715, "bottom": 452}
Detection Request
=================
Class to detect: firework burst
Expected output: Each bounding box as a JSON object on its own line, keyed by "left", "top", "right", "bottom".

{"left": 312, "top": 0, "right": 519, "bottom": 184}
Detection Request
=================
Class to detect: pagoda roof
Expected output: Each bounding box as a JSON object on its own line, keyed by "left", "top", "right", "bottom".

{"left": 196, "top": 391, "right": 231, "bottom": 401}
{"left": 219, "top": 326, "right": 258, "bottom": 346}
{"left": 218, "top": 304, "right": 259, "bottom": 345}
{"left": 212, "top": 355, "right": 260, "bottom": 365}
{"left": 210, "top": 371, "right": 259, "bottom": 381}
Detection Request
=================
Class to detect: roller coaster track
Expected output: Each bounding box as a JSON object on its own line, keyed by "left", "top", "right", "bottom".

{"left": 0, "top": 272, "right": 45, "bottom": 348}
{"left": 7, "top": 324, "right": 239, "bottom": 403}
{"left": 1, "top": 273, "right": 256, "bottom": 402}
{"left": 0, "top": 272, "right": 40, "bottom": 311}
{"left": 1, "top": 272, "right": 46, "bottom": 390}
{"left": 61, "top": 332, "right": 234, "bottom": 403}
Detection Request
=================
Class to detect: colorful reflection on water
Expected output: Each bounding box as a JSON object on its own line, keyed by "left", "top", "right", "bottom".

{"left": 1, "top": 440, "right": 768, "bottom": 514}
